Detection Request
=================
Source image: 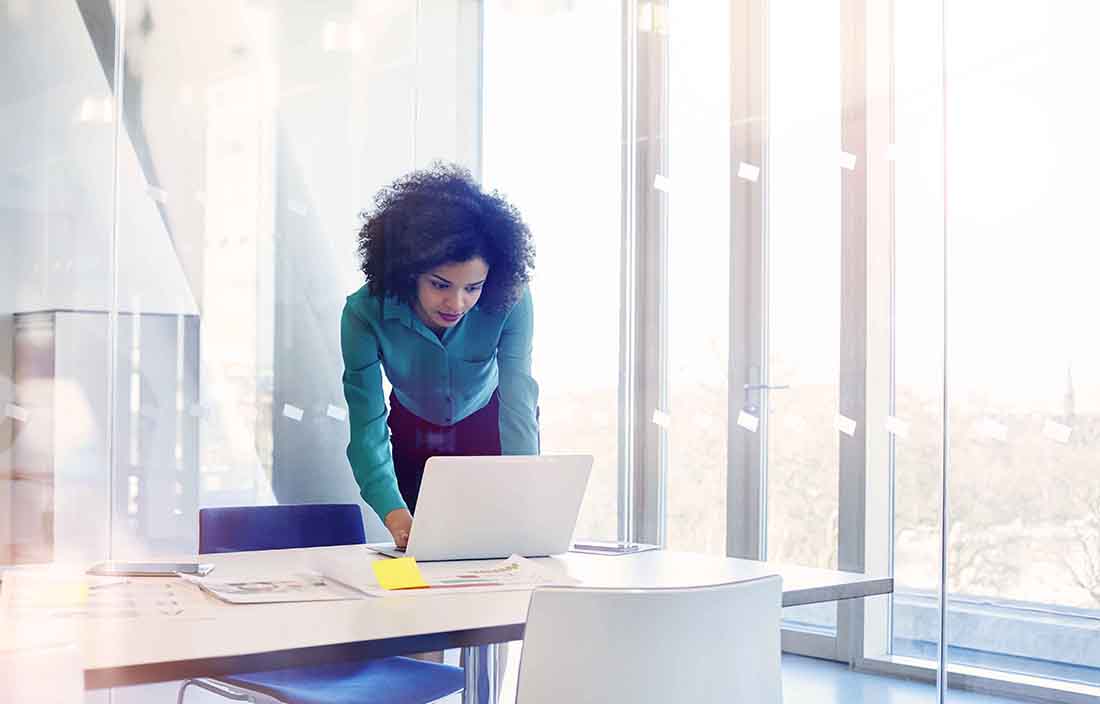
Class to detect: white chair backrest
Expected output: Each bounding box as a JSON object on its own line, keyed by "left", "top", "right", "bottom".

{"left": 515, "top": 575, "right": 782, "bottom": 704}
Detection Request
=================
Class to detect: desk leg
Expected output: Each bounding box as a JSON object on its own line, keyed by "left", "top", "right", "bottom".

{"left": 461, "top": 644, "right": 498, "bottom": 704}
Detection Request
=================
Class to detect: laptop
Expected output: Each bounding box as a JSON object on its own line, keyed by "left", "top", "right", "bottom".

{"left": 371, "top": 454, "right": 592, "bottom": 561}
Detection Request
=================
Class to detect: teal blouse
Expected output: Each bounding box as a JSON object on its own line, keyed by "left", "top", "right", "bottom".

{"left": 340, "top": 285, "right": 539, "bottom": 520}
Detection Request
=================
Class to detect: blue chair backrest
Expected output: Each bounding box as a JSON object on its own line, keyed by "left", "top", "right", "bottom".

{"left": 199, "top": 504, "right": 367, "bottom": 554}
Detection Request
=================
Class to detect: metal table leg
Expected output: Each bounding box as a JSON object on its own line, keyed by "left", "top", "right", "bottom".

{"left": 461, "top": 644, "right": 499, "bottom": 704}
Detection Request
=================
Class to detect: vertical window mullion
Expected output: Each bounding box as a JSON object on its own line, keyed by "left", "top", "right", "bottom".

{"left": 838, "top": 0, "right": 874, "bottom": 664}
{"left": 625, "top": 0, "right": 670, "bottom": 547}
{"left": 727, "top": 0, "right": 769, "bottom": 561}
{"left": 862, "top": 0, "right": 897, "bottom": 664}
{"left": 618, "top": 0, "right": 639, "bottom": 545}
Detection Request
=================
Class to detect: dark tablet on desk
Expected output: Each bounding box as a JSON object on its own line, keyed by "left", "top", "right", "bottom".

{"left": 87, "top": 561, "right": 214, "bottom": 577}
{"left": 570, "top": 540, "right": 660, "bottom": 556}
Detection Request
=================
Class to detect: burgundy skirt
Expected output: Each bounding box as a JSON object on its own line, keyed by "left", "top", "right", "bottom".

{"left": 387, "top": 390, "right": 502, "bottom": 514}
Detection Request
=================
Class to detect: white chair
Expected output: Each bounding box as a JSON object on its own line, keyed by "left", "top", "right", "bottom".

{"left": 515, "top": 575, "right": 783, "bottom": 704}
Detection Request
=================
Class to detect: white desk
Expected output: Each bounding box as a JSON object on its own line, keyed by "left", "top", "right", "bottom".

{"left": 20, "top": 546, "right": 890, "bottom": 702}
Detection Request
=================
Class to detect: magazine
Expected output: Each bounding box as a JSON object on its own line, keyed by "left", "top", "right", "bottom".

{"left": 180, "top": 570, "right": 368, "bottom": 604}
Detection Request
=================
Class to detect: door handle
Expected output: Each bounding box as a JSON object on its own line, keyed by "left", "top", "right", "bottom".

{"left": 742, "top": 383, "right": 790, "bottom": 414}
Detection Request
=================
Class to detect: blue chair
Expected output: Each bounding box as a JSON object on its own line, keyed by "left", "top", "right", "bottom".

{"left": 177, "top": 504, "right": 465, "bottom": 704}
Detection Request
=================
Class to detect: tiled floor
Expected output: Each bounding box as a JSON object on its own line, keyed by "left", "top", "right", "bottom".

{"left": 158, "top": 649, "right": 1035, "bottom": 703}
{"left": 481, "top": 646, "right": 1030, "bottom": 704}
{"left": 782, "top": 654, "right": 1025, "bottom": 703}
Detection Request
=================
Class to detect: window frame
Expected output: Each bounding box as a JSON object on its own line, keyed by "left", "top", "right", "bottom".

{"left": 478, "top": 1, "right": 1100, "bottom": 699}
{"left": 856, "top": 1, "right": 1100, "bottom": 701}
{"left": 727, "top": 0, "right": 850, "bottom": 661}
{"left": 720, "top": 0, "right": 1100, "bottom": 700}
{"left": 621, "top": 0, "right": 670, "bottom": 546}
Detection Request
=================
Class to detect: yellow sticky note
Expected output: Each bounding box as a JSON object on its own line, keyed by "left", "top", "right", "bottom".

{"left": 372, "top": 557, "right": 429, "bottom": 590}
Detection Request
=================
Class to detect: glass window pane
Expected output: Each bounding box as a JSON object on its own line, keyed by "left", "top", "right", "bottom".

{"left": 942, "top": 0, "right": 1100, "bottom": 688}
{"left": 891, "top": 0, "right": 947, "bottom": 666}
{"left": 103, "top": 0, "right": 486, "bottom": 562}
{"left": 893, "top": 0, "right": 1100, "bottom": 691}
{"left": 482, "top": 0, "right": 622, "bottom": 542}
{"left": 665, "top": 3, "right": 730, "bottom": 555}
{"left": 766, "top": 0, "right": 842, "bottom": 632}
{"left": 2, "top": 0, "right": 118, "bottom": 567}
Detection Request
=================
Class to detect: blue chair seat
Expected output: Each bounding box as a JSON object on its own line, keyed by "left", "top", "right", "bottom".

{"left": 222, "top": 657, "right": 464, "bottom": 704}
{"left": 182, "top": 504, "right": 464, "bottom": 704}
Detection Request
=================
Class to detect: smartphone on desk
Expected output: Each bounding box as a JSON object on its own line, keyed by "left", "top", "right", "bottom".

{"left": 87, "top": 561, "right": 215, "bottom": 577}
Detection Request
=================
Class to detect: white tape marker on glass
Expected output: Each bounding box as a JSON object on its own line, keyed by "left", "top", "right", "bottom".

{"left": 1042, "top": 419, "right": 1072, "bottom": 444}
{"left": 737, "top": 162, "right": 760, "bottom": 182}
{"left": 78, "top": 96, "right": 113, "bottom": 123}
{"left": 835, "top": 414, "right": 857, "bottom": 437}
{"left": 4, "top": 403, "right": 29, "bottom": 423}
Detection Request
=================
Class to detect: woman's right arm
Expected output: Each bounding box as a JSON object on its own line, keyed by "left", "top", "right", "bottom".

{"left": 340, "top": 303, "right": 408, "bottom": 524}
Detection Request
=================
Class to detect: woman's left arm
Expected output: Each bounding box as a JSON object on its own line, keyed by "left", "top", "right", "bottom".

{"left": 497, "top": 286, "right": 540, "bottom": 454}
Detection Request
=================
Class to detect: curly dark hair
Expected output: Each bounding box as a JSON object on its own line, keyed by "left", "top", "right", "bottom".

{"left": 357, "top": 163, "right": 535, "bottom": 314}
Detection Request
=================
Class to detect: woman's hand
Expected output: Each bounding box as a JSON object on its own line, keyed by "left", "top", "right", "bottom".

{"left": 384, "top": 508, "right": 413, "bottom": 549}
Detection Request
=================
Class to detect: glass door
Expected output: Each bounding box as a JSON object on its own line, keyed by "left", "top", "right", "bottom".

{"left": 759, "top": 0, "right": 843, "bottom": 635}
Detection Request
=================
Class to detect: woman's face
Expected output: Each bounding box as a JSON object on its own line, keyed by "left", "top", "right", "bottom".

{"left": 413, "top": 257, "right": 490, "bottom": 332}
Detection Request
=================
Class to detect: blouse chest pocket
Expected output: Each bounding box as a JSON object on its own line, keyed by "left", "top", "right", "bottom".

{"left": 452, "top": 352, "right": 497, "bottom": 394}
{"left": 460, "top": 349, "right": 497, "bottom": 364}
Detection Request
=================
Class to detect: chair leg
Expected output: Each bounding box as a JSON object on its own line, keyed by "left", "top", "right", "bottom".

{"left": 177, "top": 678, "right": 258, "bottom": 704}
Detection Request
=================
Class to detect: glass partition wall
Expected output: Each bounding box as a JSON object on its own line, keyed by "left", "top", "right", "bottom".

{"left": 863, "top": 2, "right": 1100, "bottom": 702}
{"left": 2, "top": 0, "right": 121, "bottom": 569}
{"left": 1, "top": 0, "right": 485, "bottom": 564}
{"left": 108, "top": 0, "right": 489, "bottom": 552}
{"left": 2, "top": 1, "right": 623, "bottom": 698}
{"left": 937, "top": 1, "right": 1100, "bottom": 699}
{"left": 3, "top": 2, "right": 1099, "bottom": 703}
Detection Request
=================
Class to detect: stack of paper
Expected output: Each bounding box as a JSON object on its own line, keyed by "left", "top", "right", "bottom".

{"left": 181, "top": 571, "right": 368, "bottom": 604}
{"left": 365, "top": 554, "right": 579, "bottom": 597}
{"left": 1, "top": 568, "right": 214, "bottom": 620}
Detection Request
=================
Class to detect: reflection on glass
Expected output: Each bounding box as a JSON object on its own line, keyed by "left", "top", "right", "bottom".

{"left": 483, "top": 0, "right": 622, "bottom": 541}
{"left": 2, "top": 0, "right": 119, "bottom": 567}
{"left": 106, "top": 0, "right": 484, "bottom": 563}
{"left": 2, "top": 0, "right": 487, "bottom": 579}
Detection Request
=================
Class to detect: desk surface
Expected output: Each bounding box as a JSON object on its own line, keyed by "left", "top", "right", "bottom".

{"left": 3, "top": 546, "right": 891, "bottom": 689}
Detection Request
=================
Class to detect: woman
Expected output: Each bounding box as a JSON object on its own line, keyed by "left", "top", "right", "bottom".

{"left": 341, "top": 163, "right": 539, "bottom": 548}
